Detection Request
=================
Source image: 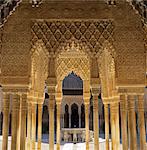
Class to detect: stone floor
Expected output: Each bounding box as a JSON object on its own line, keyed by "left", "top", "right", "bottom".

{"left": 0, "top": 136, "right": 120, "bottom": 150}
{"left": 1, "top": 136, "right": 147, "bottom": 150}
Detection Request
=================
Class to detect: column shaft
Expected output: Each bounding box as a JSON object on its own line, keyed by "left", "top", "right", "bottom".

{"left": 69, "top": 106, "right": 71, "bottom": 128}
{"left": 93, "top": 95, "right": 99, "bottom": 150}
{"left": 110, "top": 103, "right": 120, "bottom": 150}
{"left": 38, "top": 103, "right": 43, "bottom": 150}
{"left": 56, "top": 103, "right": 61, "bottom": 150}
{"left": 104, "top": 104, "right": 109, "bottom": 150}
{"left": 128, "top": 95, "right": 137, "bottom": 150}
{"left": 115, "top": 103, "right": 120, "bottom": 150}
{"left": 85, "top": 103, "right": 89, "bottom": 150}
{"left": 2, "top": 94, "right": 10, "bottom": 150}
{"left": 16, "top": 96, "right": 21, "bottom": 150}
{"left": 110, "top": 104, "right": 116, "bottom": 150}
{"left": 11, "top": 94, "right": 20, "bottom": 150}
{"left": 137, "top": 95, "right": 146, "bottom": 150}
{"left": 120, "top": 95, "right": 128, "bottom": 150}
{"left": 20, "top": 94, "right": 27, "bottom": 150}
{"left": 79, "top": 106, "right": 81, "bottom": 128}
{"left": 49, "top": 97, "right": 55, "bottom": 150}
{"left": 27, "top": 102, "right": 32, "bottom": 150}
{"left": 31, "top": 103, "right": 36, "bottom": 150}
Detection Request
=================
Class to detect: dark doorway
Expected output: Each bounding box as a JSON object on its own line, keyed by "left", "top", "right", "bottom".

{"left": 81, "top": 104, "right": 85, "bottom": 128}
{"left": 71, "top": 103, "right": 79, "bottom": 128}
{"left": 64, "top": 104, "right": 69, "bottom": 128}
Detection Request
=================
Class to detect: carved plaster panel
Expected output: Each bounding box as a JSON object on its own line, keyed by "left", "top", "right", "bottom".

{"left": 31, "top": 19, "right": 114, "bottom": 56}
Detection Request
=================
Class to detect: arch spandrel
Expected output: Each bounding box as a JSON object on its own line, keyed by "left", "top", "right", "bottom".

{"left": 55, "top": 41, "right": 91, "bottom": 82}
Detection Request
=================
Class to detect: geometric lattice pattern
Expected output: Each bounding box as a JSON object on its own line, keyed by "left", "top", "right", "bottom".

{"left": 56, "top": 57, "right": 90, "bottom": 81}
{"left": 31, "top": 19, "right": 114, "bottom": 55}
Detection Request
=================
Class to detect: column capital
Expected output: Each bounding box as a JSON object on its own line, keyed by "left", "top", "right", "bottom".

{"left": 83, "top": 92, "right": 90, "bottom": 100}
{"left": 120, "top": 94, "right": 127, "bottom": 100}
{"left": 127, "top": 95, "right": 135, "bottom": 100}
{"left": 91, "top": 87, "right": 101, "bottom": 96}
{"left": 56, "top": 92, "right": 62, "bottom": 104}
{"left": 103, "top": 96, "right": 119, "bottom": 104}
{"left": 137, "top": 95, "right": 144, "bottom": 99}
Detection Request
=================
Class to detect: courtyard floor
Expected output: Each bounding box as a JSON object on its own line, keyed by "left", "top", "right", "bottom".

{"left": 0, "top": 136, "right": 122, "bottom": 150}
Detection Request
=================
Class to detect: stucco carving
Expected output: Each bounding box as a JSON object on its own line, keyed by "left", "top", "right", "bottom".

{"left": 29, "top": 40, "right": 49, "bottom": 100}
{"left": 31, "top": 19, "right": 114, "bottom": 56}
{"left": 56, "top": 41, "right": 90, "bottom": 82}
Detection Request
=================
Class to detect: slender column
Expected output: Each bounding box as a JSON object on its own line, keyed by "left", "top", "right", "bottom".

{"left": 110, "top": 102, "right": 120, "bottom": 150}
{"left": 79, "top": 106, "right": 81, "bottom": 128}
{"left": 56, "top": 102, "right": 61, "bottom": 150}
{"left": 38, "top": 103, "right": 43, "bottom": 150}
{"left": 137, "top": 95, "right": 146, "bottom": 150}
{"left": 120, "top": 95, "right": 128, "bottom": 150}
{"left": 0, "top": 112, "right": 2, "bottom": 135}
{"left": 16, "top": 95, "right": 21, "bottom": 150}
{"left": 69, "top": 105, "right": 71, "bottom": 128}
{"left": 110, "top": 103, "right": 116, "bottom": 150}
{"left": 104, "top": 104, "right": 109, "bottom": 150}
{"left": 31, "top": 103, "right": 37, "bottom": 150}
{"left": 115, "top": 103, "right": 120, "bottom": 150}
{"left": 85, "top": 102, "right": 89, "bottom": 150}
{"left": 128, "top": 95, "right": 137, "bottom": 150}
{"left": 49, "top": 95, "right": 55, "bottom": 150}
{"left": 27, "top": 102, "right": 32, "bottom": 150}
{"left": 146, "top": 115, "right": 147, "bottom": 136}
{"left": 20, "top": 94, "right": 27, "bottom": 150}
{"left": 2, "top": 93, "right": 10, "bottom": 150}
{"left": 93, "top": 95, "right": 99, "bottom": 150}
{"left": 11, "top": 94, "right": 20, "bottom": 150}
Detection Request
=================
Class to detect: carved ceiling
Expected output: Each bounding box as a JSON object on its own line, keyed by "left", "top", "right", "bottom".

{"left": 31, "top": 19, "right": 114, "bottom": 56}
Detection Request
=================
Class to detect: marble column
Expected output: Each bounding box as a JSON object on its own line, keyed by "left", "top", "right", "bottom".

{"left": 110, "top": 102, "right": 120, "bottom": 150}
{"left": 104, "top": 104, "right": 109, "bottom": 150}
{"left": 56, "top": 102, "right": 61, "bottom": 150}
{"left": 27, "top": 102, "right": 32, "bottom": 150}
{"left": 16, "top": 95, "right": 21, "bottom": 150}
{"left": 115, "top": 103, "right": 120, "bottom": 150}
{"left": 0, "top": 112, "right": 2, "bottom": 135}
{"left": 31, "top": 103, "right": 37, "bottom": 150}
{"left": 137, "top": 95, "right": 146, "bottom": 150}
{"left": 20, "top": 94, "right": 27, "bottom": 150}
{"left": 38, "top": 103, "right": 43, "bottom": 150}
{"left": 69, "top": 105, "right": 71, "bottom": 128}
{"left": 128, "top": 95, "right": 137, "bottom": 150}
{"left": 93, "top": 95, "right": 99, "bottom": 150}
{"left": 85, "top": 102, "right": 89, "bottom": 150}
{"left": 2, "top": 93, "right": 10, "bottom": 150}
{"left": 120, "top": 95, "right": 128, "bottom": 150}
{"left": 79, "top": 106, "right": 81, "bottom": 128}
{"left": 146, "top": 115, "right": 147, "bottom": 136}
{"left": 110, "top": 103, "right": 116, "bottom": 150}
{"left": 49, "top": 95, "right": 55, "bottom": 150}
{"left": 11, "top": 94, "right": 20, "bottom": 150}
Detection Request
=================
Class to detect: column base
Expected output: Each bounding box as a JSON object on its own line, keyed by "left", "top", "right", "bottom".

{"left": 27, "top": 141, "right": 31, "bottom": 150}
{"left": 32, "top": 141, "right": 36, "bottom": 150}
{"left": 106, "top": 140, "right": 109, "bottom": 150}
{"left": 38, "top": 141, "right": 41, "bottom": 150}
{"left": 56, "top": 143, "right": 60, "bottom": 150}
{"left": 86, "top": 142, "right": 89, "bottom": 150}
